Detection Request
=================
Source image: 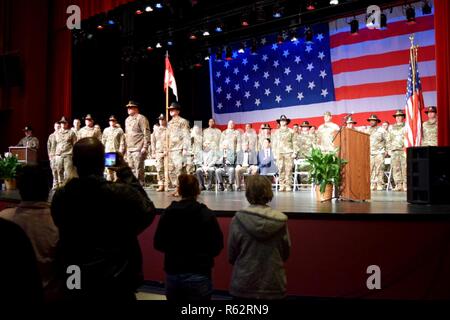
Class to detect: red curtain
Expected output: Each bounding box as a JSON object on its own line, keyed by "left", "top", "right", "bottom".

{"left": 48, "top": 0, "right": 135, "bottom": 123}
{"left": 435, "top": 0, "right": 450, "bottom": 146}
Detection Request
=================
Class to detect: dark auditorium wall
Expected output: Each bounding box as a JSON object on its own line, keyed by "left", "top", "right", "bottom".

{"left": 0, "top": 0, "right": 50, "bottom": 160}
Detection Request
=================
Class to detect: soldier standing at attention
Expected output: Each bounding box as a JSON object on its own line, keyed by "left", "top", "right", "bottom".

{"left": 151, "top": 114, "right": 168, "bottom": 192}
{"left": 365, "top": 115, "right": 387, "bottom": 191}
{"left": 47, "top": 122, "right": 61, "bottom": 189}
{"left": 317, "top": 111, "right": 340, "bottom": 153}
{"left": 257, "top": 124, "right": 272, "bottom": 151}
{"left": 17, "top": 126, "right": 40, "bottom": 150}
{"left": 203, "top": 119, "right": 222, "bottom": 153}
{"left": 55, "top": 117, "right": 77, "bottom": 185}
{"left": 102, "top": 115, "right": 125, "bottom": 181}
{"left": 388, "top": 110, "right": 407, "bottom": 192}
{"left": 78, "top": 114, "right": 102, "bottom": 141}
{"left": 422, "top": 106, "right": 438, "bottom": 147}
{"left": 296, "top": 121, "right": 314, "bottom": 159}
{"left": 124, "top": 101, "right": 151, "bottom": 185}
{"left": 220, "top": 120, "right": 241, "bottom": 154}
{"left": 167, "top": 102, "right": 191, "bottom": 197}
{"left": 274, "top": 115, "right": 295, "bottom": 192}
{"left": 71, "top": 119, "right": 81, "bottom": 140}
{"left": 345, "top": 117, "right": 357, "bottom": 130}
{"left": 241, "top": 124, "right": 258, "bottom": 152}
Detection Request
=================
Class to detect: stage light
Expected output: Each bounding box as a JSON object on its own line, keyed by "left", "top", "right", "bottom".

{"left": 350, "top": 19, "right": 359, "bottom": 35}
{"left": 145, "top": 6, "right": 153, "bottom": 12}
{"left": 330, "top": 0, "right": 339, "bottom": 5}
{"left": 146, "top": 46, "right": 154, "bottom": 52}
{"left": 97, "top": 24, "right": 104, "bottom": 30}
{"left": 87, "top": 33, "right": 94, "bottom": 40}
{"left": 406, "top": 6, "right": 416, "bottom": 24}
{"left": 422, "top": 1, "right": 432, "bottom": 14}
{"left": 204, "top": 55, "right": 210, "bottom": 61}
{"left": 167, "top": 40, "right": 174, "bottom": 46}
{"left": 225, "top": 46, "right": 233, "bottom": 61}
{"left": 306, "top": 1, "right": 316, "bottom": 11}
{"left": 107, "top": 19, "right": 115, "bottom": 25}
{"left": 238, "top": 42, "right": 245, "bottom": 54}
{"left": 273, "top": 3, "right": 283, "bottom": 18}
{"left": 155, "top": 3, "right": 163, "bottom": 9}
{"left": 156, "top": 42, "right": 162, "bottom": 48}
{"left": 135, "top": 9, "right": 143, "bottom": 15}
{"left": 215, "top": 25, "right": 223, "bottom": 33}
{"left": 289, "top": 29, "right": 298, "bottom": 42}
{"left": 203, "top": 30, "right": 210, "bottom": 37}
{"left": 305, "top": 27, "right": 314, "bottom": 43}
{"left": 241, "top": 16, "right": 250, "bottom": 27}
{"left": 189, "top": 32, "right": 197, "bottom": 40}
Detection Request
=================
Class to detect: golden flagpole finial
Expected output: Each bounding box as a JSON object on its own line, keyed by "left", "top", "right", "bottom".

{"left": 409, "top": 34, "right": 415, "bottom": 47}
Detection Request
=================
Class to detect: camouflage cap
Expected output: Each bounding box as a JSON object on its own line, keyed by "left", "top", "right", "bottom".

{"left": 276, "top": 115, "right": 291, "bottom": 125}
{"left": 367, "top": 114, "right": 381, "bottom": 123}
{"left": 126, "top": 100, "right": 140, "bottom": 108}
{"left": 425, "top": 106, "right": 437, "bottom": 114}
{"left": 392, "top": 109, "right": 406, "bottom": 118}
{"left": 300, "top": 121, "right": 312, "bottom": 128}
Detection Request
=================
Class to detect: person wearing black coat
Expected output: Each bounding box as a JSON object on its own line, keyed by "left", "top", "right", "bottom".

{"left": 154, "top": 174, "right": 224, "bottom": 301}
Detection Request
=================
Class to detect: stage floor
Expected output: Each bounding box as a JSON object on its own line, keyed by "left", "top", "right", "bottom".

{"left": 145, "top": 188, "right": 450, "bottom": 217}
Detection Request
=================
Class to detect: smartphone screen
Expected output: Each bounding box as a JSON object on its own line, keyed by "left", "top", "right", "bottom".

{"left": 105, "top": 152, "right": 117, "bottom": 167}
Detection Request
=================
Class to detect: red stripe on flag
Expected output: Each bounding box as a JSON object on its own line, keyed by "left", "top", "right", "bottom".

{"left": 335, "top": 76, "right": 436, "bottom": 101}
{"left": 331, "top": 45, "right": 436, "bottom": 75}
{"left": 330, "top": 15, "right": 434, "bottom": 48}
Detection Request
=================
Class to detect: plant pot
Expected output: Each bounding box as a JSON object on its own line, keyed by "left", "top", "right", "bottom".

{"left": 4, "top": 178, "right": 17, "bottom": 191}
{"left": 315, "top": 184, "right": 333, "bottom": 202}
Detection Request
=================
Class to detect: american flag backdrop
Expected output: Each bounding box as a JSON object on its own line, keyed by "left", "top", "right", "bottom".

{"left": 209, "top": 1, "right": 436, "bottom": 128}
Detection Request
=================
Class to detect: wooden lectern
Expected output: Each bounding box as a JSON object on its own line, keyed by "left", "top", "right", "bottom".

{"left": 8, "top": 147, "right": 37, "bottom": 164}
{"left": 334, "top": 127, "right": 371, "bottom": 201}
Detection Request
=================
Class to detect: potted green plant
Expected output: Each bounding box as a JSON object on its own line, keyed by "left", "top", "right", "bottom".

{"left": 0, "top": 153, "right": 22, "bottom": 190}
{"left": 306, "top": 148, "right": 347, "bottom": 202}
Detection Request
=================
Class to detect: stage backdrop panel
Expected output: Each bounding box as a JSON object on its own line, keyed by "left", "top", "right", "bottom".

{"left": 210, "top": 1, "right": 436, "bottom": 128}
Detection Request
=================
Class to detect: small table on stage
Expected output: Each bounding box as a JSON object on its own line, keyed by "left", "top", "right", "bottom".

{"left": 8, "top": 147, "right": 37, "bottom": 164}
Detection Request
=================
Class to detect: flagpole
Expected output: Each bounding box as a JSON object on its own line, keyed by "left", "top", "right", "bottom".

{"left": 409, "top": 34, "right": 416, "bottom": 92}
{"left": 164, "top": 51, "right": 170, "bottom": 192}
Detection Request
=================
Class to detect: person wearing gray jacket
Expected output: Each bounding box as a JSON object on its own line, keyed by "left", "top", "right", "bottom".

{"left": 228, "top": 175, "right": 291, "bottom": 300}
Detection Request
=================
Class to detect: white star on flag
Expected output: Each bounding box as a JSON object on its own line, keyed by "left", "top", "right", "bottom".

{"left": 226, "top": 93, "right": 232, "bottom": 100}
{"left": 321, "top": 89, "right": 329, "bottom": 97}
{"left": 275, "top": 95, "right": 282, "bottom": 103}
{"left": 284, "top": 67, "right": 291, "bottom": 75}
{"left": 283, "top": 50, "right": 290, "bottom": 58}
{"left": 274, "top": 78, "right": 281, "bottom": 86}
{"left": 217, "top": 103, "right": 223, "bottom": 109}
{"left": 252, "top": 64, "right": 259, "bottom": 72}
{"left": 262, "top": 54, "right": 268, "bottom": 62}
{"left": 242, "top": 58, "right": 248, "bottom": 65}
{"left": 233, "top": 67, "right": 239, "bottom": 75}
{"left": 232, "top": 51, "right": 238, "bottom": 58}
{"left": 235, "top": 100, "right": 241, "bottom": 108}
{"left": 273, "top": 60, "right": 279, "bottom": 68}
{"left": 306, "top": 63, "right": 315, "bottom": 72}
{"left": 225, "top": 77, "right": 231, "bottom": 84}
{"left": 260, "top": 38, "right": 267, "bottom": 45}
{"left": 216, "top": 87, "right": 222, "bottom": 94}
{"left": 296, "top": 74, "right": 303, "bottom": 82}
{"left": 234, "top": 84, "right": 240, "bottom": 91}
{"left": 319, "top": 70, "right": 327, "bottom": 79}
{"left": 294, "top": 56, "right": 301, "bottom": 64}
{"left": 224, "top": 61, "right": 230, "bottom": 68}
{"left": 264, "top": 89, "right": 271, "bottom": 96}
{"left": 263, "top": 72, "right": 270, "bottom": 79}
{"left": 316, "top": 33, "right": 324, "bottom": 41}
{"left": 297, "top": 92, "right": 304, "bottom": 101}
{"left": 285, "top": 85, "right": 292, "bottom": 93}
{"left": 308, "top": 81, "right": 316, "bottom": 90}
{"left": 318, "top": 52, "right": 325, "bottom": 60}
{"left": 272, "top": 43, "right": 278, "bottom": 50}
{"left": 216, "top": 71, "right": 221, "bottom": 78}
{"left": 244, "top": 91, "right": 251, "bottom": 99}
{"left": 255, "top": 98, "right": 261, "bottom": 106}
{"left": 305, "top": 45, "right": 313, "bottom": 53}
{"left": 243, "top": 75, "right": 249, "bottom": 82}
{"left": 254, "top": 81, "right": 260, "bottom": 89}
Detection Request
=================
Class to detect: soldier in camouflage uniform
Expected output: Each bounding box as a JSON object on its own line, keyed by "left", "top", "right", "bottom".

{"left": 388, "top": 110, "right": 407, "bottom": 192}
{"left": 72, "top": 119, "right": 81, "bottom": 140}
{"left": 203, "top": 119, "right": 222, "bottom": 153}
{"left": 241, "top": 123, "right": 258, "bottom": 151}
{"left": 296, "top": 121, "right": 314, "bottom": 159}
{"left": 257, "top": 123, "right": 271, "bottom": 151}
{"left": 167, "top": 102, "right": 191, "bottom": 196}
{"left": 364, "top": 114, "right": 387, "bottom": 191}
{"left": 102, "top": 115, "right": 125, "bottom": 181}
{"left": 187, "top": 125, "right": 203, "bottom": 175}
{"left": 292, "top": 124, "right": 300, "bottom": 140}
{"left": 124, "top": 101, "right": 151, "bottom": 184}
{"left": 17, "top": 126, "right": 40, "bottom": 150}
{"left": 55, "top": 117, "right": 77, "bottom": 185}
{"left": 273, "top": 115, "right": 295, "bottom": 192}
{"left": 317, "top": 111, "right": 340, "bottom": 153}
{"left": 345, "top": 117, "right": 357, "bottom": 130}
{"left": 151, "top": 114, "right": 168, "bottom": 192}
{"left": 220, "top": 120, "right": 241, "bottom": 154}
{"left": 47, "top": 122, "right": 61, "bottom": 189}
{"left": 422, "top": 106, "right": 438, "bottom": 147}
{"left": 78, "top": 114, "right": 102, "bottom": 141}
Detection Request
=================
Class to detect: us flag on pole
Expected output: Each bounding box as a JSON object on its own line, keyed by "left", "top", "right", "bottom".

{"left": 405, "top": 49, "right": 425, "bottom": 147}
{"left": 164, "top": 55, "right": 178, "bottom": 101}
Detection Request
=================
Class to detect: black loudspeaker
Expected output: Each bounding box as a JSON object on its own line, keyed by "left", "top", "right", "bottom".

{"left": 0, "top": 54, "right": 23, "bottom": 87}
{"left": 407, "top": 147, "right": 450, "bottom": 204}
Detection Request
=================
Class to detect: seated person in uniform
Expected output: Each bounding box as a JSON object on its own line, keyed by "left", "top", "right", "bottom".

{"left": 235, "top": 142, "right": 258, "bottom": 191}
{"left": 195, "top": 142, "right": 218, "bottom": 191}
{"left": 215, "top": 142, "right": 236, "bottom": 191}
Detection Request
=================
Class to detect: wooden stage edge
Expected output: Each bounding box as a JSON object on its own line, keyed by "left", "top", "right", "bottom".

{"left": 1, "top": 189, "right": 450, "bottom": 219}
